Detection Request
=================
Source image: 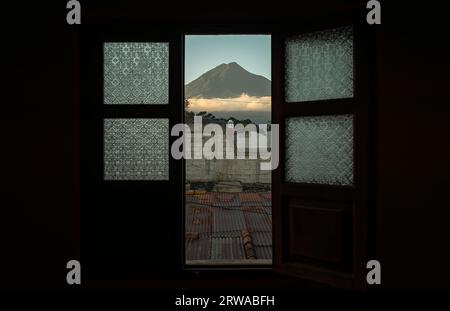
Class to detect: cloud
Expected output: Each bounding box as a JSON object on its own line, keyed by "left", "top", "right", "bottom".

{"left": 187, "top": 94, "right": 271, "bottom": 112}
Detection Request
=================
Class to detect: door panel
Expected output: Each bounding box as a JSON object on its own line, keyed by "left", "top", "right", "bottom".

{"left": 81, "top": 25, "right": 183, "bottom": 280}
{"left": 289, "top": 201, "right": 345, "bottom": 263}
{"left": 272, "top": 16, "right": 373, "bottom": 289}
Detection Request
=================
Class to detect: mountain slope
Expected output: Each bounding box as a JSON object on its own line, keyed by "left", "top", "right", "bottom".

{"left": 185, "top": 62, "right": 271, "bottom": 98}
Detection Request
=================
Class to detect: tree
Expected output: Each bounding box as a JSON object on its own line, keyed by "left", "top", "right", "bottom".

{"left": 184, "top": 98, "right": 191, "bottom": 110}
{"left": 185, "top": 98, "right": 195, "bottom": 124}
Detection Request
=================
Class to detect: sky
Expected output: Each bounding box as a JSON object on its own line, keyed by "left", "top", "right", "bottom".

{"left": 185, "top": 35, "right": 271, "bottom": 84}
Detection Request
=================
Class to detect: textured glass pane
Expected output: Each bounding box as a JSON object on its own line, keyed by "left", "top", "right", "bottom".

{"left": 104, "top": 119, "right": 169, "bottom": 180}
{"left": 104, "top": 42, "right": 169, "bottom": 105}
{"left": 285, "top": 115, "right": 353, "bottom": 185}
{"left": 285, "top": 26, "right": 353, "bottom": 102}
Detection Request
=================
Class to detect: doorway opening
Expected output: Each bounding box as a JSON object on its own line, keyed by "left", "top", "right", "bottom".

{"left": 184, "top": 35, "right": 272, "bottom": 266}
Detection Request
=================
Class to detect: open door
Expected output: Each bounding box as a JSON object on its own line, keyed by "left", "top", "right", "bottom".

{"left": 272, "top": 17, "right": 373, "bottom": 289}
{"left": 81, "top": 25, "right": 183, "bottom": 280}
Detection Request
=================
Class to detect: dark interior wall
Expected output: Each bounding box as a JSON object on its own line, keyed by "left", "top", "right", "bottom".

{"left": 2, "top": 2, "right": 81, "bottom": 288}
{"left": 1, "top": 1, "right": 449, "bottom": 289}
{"left": 374, "top": 3, "right": 450, "bottom": 289}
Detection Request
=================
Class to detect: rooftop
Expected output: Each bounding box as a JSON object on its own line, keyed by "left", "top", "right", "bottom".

{"left": 185, "top": 187, "right": 272, "bottom": 265}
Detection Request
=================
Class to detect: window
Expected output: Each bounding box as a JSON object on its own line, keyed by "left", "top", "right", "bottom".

{"left": 285, "top": 114, "right": 353, "bottom": 186}
{"left": 102, "top": 42, "right": 170, "bottom": 181}
{"left": 104, "top": 118, "right": 169, "bottom": 180}
{"left": 81, "top": 17, "right": 372, "bottom": 288}
{"left": 284, "top": 26, "right": 354, "bottom": 102}
{"left": 104, "top": 42, "right": 169, "bottom": 105}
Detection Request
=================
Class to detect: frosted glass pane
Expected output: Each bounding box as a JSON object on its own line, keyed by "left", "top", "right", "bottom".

{"left": 104, "top": 42, "right": 169, "bottom": 105}
{"left": 285, "top": 26, "right": 353, "bottom": 102}
{"left": 104, "top": 119, "right": 169, "bottom": 180}
{"left": 285, "top": 115, "right": 353, "bottom": 185}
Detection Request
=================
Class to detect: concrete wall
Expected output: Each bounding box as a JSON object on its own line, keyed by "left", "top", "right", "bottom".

{"left": 186, "top": 132, "right": 271, "bottom": 184}
{"left": 186, "top": 158, "right": 271, "bottom": 184}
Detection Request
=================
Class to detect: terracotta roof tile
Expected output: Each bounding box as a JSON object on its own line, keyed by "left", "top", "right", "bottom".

{"left": 185, "top": 191, "right": 272, "bottom": 262}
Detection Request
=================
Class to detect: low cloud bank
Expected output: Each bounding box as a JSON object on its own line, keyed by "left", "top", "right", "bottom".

{"left": 188, "top": 94, "right": 271, "bottom": 112}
